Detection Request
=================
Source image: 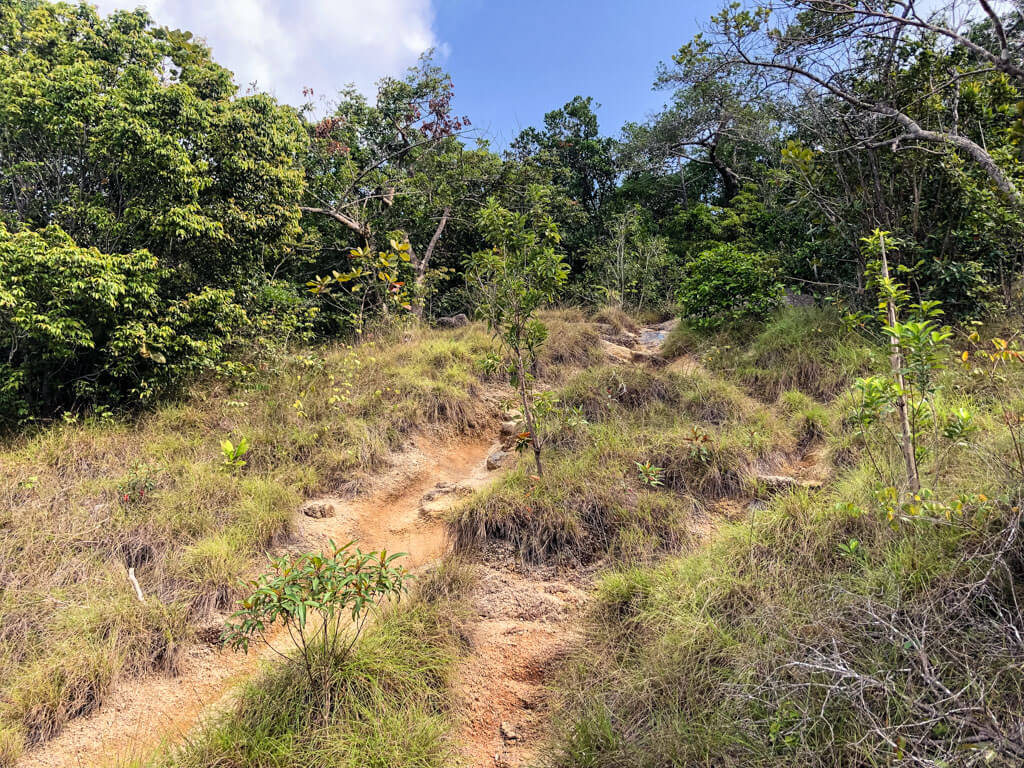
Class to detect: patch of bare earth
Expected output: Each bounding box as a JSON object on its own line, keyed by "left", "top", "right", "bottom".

{"left": 18, "top": 432, "right": 502, "bottom": 768}
{"left": 454, "top": 547, "right": 590, "bottom": 768}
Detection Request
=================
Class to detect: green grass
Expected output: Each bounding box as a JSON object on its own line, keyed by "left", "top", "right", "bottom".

{"left": 663, "top": 307, "right": 878, "bottom": 400}
{"left": 0, "top": 324, "right": 495, "bottom": 760}
{"left": 147, "top": 561, "right": 473, "bottom": 768}
{"left": 545, "top": 310, "right": 1024, "bottom": 767}
{"left": 450, "top": 363, "right": 793, "bottom": 564}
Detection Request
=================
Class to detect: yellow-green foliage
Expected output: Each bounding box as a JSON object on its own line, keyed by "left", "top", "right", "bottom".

{"left": 0, "top": 324, "right": 493, "bottom": 752}
{"left": 550, "top": 312, "right": 1024, "bottom": 767}
{"left": 664, "top": 307, "right": 877, "bottom": 400}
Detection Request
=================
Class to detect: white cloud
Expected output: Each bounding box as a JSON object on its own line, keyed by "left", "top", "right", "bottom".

{"left": 93, "top": 0, "right": 439, "bottom": 105}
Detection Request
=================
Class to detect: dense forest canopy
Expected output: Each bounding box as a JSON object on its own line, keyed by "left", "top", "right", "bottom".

{"left": 1, "top": 0, "right": 1023, "bottom": 423}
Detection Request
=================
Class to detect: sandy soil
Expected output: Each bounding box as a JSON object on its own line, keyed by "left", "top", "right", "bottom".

{"left": 453, "top": 551, "right": 590, "bottom": 768}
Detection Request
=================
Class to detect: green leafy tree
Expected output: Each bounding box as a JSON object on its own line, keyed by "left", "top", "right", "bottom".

{"left": 508, "top": 96, "right": 618, "bottom": 256}
{"left": 222, "top": 540, "right": 409, "bottom": 714}
{"left": 677, "top": 243, "right": 781, "bottom": 329}
{"left": 0, "top": 224, "right": 248, "bottom": 422}
{"left": 0, "top": 2, "right": 306, "bottom": 293}
{"left": 467, "top": 190, "right": 569, "bottom": 476}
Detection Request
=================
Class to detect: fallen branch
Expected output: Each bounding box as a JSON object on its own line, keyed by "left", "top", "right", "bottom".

{"left": 127, "top": 566, "right": 145, "bottom": 603}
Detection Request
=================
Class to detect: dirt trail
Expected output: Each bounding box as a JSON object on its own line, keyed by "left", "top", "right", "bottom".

{"left": 18, "top": 433, "right": 500, "bottom": 768}
{"left": 451, "top": 319, "right": 679, "bottom": 767}
{"left": 453, "top": 553, "right": 590, "bottom": 767}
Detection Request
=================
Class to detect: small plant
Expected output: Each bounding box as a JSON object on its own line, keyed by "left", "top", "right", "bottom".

{"left": 943, "top": 407, "right": 977, "bottom": 445}
{"left": 117, "top": 462, "right": 159, "bottom": 504}
{"left": 635, "top": 461, "right": 665, "bottom": 487}
{"left": 562, "top": 403, "right": 589, "bottom": 429}
{"left": 222, "top": 540, "right": 409, "bottom": 710}
{"left": 682, "top": 426, "right": 713, "bottom": 464}
{"left": 477, "top": 352, "right": 504, "bottom": 377}
{"left": 220, "top": 437, "right": 250, "bottom": 473}
{"left": 514, "top": 430, "right": 534, "bottom": 454}
{"left": 835, "top": 538, "right": 863, "bottom": 561}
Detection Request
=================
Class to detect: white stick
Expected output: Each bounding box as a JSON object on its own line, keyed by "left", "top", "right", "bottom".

{"left": 127, "top": 567, "right": 145, "bottom": 603}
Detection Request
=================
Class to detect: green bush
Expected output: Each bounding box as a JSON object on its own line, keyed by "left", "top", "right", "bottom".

{"left": 0, "top": 224, "right": 251, "bottom": 423}
{"left": 677, "top": 244, "right": 781, "bottom": 329}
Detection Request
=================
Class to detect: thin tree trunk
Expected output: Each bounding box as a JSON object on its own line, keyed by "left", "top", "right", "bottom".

{"left": 411, "top": 206, "right": 451, "bottom": 320}
{"left": 879, "top": 234, "right": 920, "bottom": 492}
{"left": 515, "top": 345, "right": 543, "bottom": 477}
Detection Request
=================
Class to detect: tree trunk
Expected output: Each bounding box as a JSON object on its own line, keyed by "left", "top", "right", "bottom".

{"left": 879, "top": 234, "right": 920, "bottom": 493}
{"left": 708, "top": 136, "right": 740, "bottom": 204}
{"left": 515, "top": 346, "right": 543, "bottom": 477}
{"left": 411, "top": 206, "right": 451, "bottom": 320}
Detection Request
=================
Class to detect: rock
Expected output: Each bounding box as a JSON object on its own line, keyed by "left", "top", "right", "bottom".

{"left": 438, "top": 313, "right": 469, "bottom": 328}
{"left": 756, "top": 474, "right": 823, "bottom": 494}
{"left": 630, "top": 349, "right": 668, "bottom": 366}
{"left": 607, "top": 333, "right": 638, "bottom": 348}
{"left": 500, "top": 721, "right": 520, "bottom": 742}
{"left": 500, "top": 408, "right": 522, "bottom": 421}
{"left": 421, "top": 482, "right": 456, "bottom": 502}
{"left": 487, "top": 449, "right": 509, "bottom": 471}
{"left": 301, "top": 501, "right": 335, "bottom": 518}
{"left": 500, "top": 419, "right": 525, "bottom": 437}
{"left": 600, "top": 338, "right": 634, "bottom": 363}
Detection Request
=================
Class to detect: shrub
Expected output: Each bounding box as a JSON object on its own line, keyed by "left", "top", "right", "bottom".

{"left": 677, "top": 244, "right": 782, "bottom": 329}
{"left": 0, "top": 224, "right": 252, "bottom": 423}
{"left": 222, "top": 541, "right": 410, "bottom": 711}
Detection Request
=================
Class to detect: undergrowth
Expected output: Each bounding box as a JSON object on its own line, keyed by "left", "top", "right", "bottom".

{"left": 146, "top": 560, "right": 473, "bottom": 768}
{"left": 548, "top": 310, "right": 1024, "bottom": 766}
{"left": 663, "top": 306, "right": 877, "bottom": 400}
{"left": 450, "top": 363, "right": 793, "bottom": 564}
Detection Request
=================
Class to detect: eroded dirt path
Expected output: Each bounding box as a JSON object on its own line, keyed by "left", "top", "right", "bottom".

{"left": 454, "top": 551, "right": 590, "bottom": 767}
{"left": 18, "top": 433, "right": 501, "bottom": 768}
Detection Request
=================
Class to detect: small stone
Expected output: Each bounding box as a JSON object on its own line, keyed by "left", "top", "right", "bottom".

{"left": 301, "top": 501, "right": 335, "bottom": 518}
{"left": 500, "top": 721, "right": 519, "bottom": 742}
{"left": 487, "top": 450, "right": 508, "bottom": 471}
{"left": 500, "top": 419, "right": 525, "bottom": 437}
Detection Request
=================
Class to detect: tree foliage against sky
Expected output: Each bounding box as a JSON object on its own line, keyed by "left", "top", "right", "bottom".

{"left": 2, "top": 0, "right": 1024, "bottom": 424}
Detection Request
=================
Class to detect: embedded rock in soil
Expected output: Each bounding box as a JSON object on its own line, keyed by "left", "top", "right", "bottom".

{"left": 301, "top": 501, "right": 335, "bottom": 518}
{"left": 756, "top": 474, "right": 823, "bottom": 493}
{"left": 487, "top": 450, "right": 509, "bottom": 471}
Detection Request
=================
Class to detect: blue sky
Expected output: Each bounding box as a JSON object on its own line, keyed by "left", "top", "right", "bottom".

{"left": 94, "top": 0, "right": 718, "bottom": 146}
{"left": 433, "top": 0, "right": 718, "bottom": 146}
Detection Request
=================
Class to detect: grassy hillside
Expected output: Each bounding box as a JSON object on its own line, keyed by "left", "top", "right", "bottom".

{"left": 0, "top": 324, "right": 496, "bottom": 761}
{"left": 548, "top": 309, "right": 1024, "bottom": 767}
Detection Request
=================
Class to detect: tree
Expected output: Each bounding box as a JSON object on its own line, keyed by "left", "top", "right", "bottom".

{"left": 467, "top": 190, "right": 569, "bottom": 476}
{"left": 508, "top": 96, "right": 618, "bottom": 254}
{"left": 624, "top": 52, "right": 780, "bottom": 205}
{"left": 0, "top": 2, "right": 311, "bottom": 420}
{"left": 0, "top": 2, "right": 306, "bottom": 294}
{"left": 685, "top": 0, "right": 1024, "bottom": 205}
